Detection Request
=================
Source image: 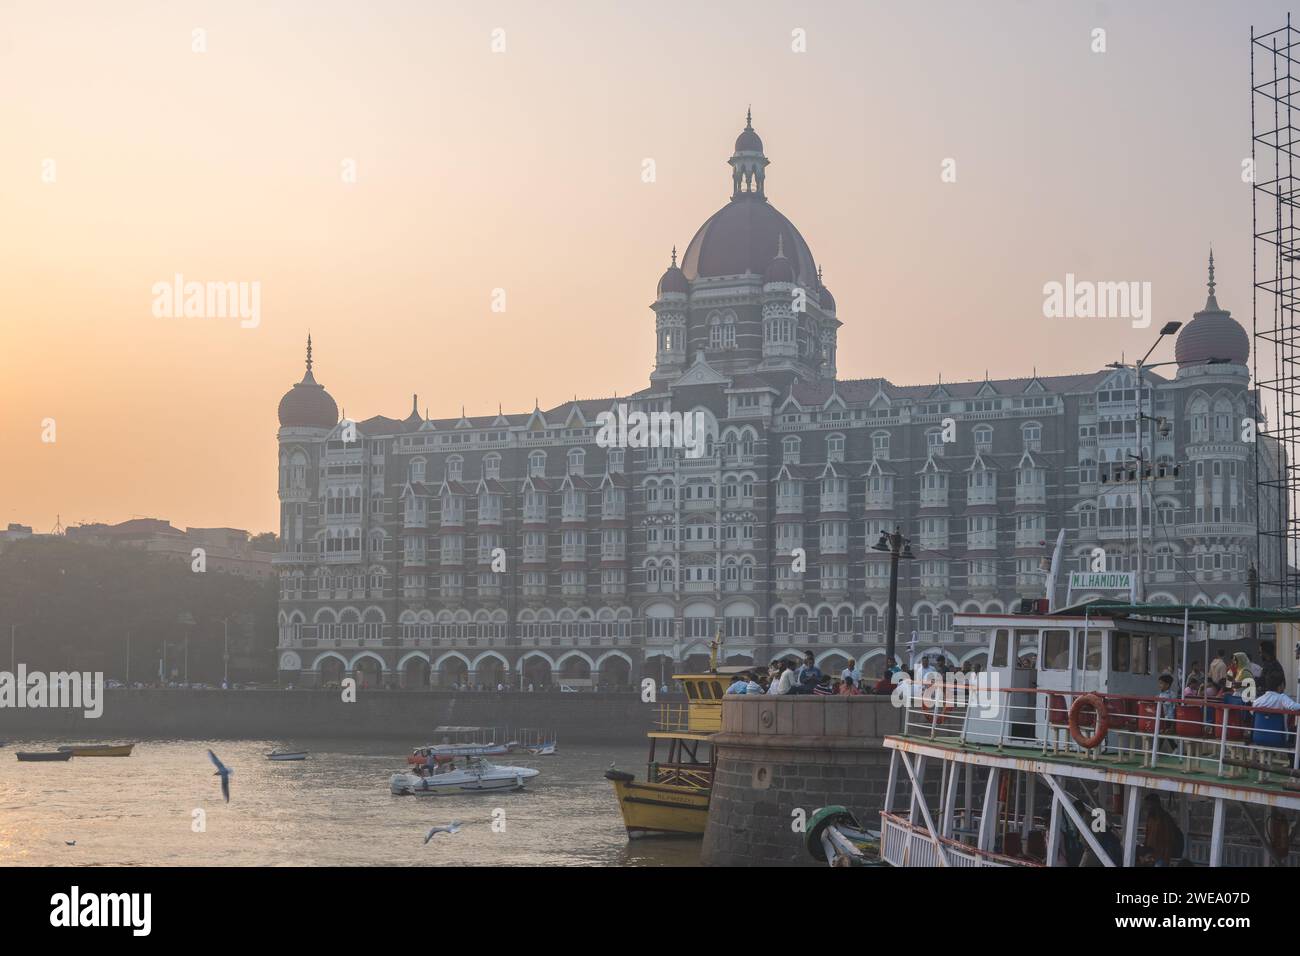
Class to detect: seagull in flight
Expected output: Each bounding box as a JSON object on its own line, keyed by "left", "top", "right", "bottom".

{"left": 208, "top": 749, "right": 233, "bottom": 802}
{"left": 65, "top": 841, "right": 76, "bottom": 846}
{"left": 424, "top": 821, "right": 462, "bottom": 843}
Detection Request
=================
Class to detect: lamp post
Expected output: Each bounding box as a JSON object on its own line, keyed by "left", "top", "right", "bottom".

{"left": 872, "top": 528, "right": 914, "bottom": 670}
{"left": 1108, "top": 320, "right": 1181, "bottom": 601}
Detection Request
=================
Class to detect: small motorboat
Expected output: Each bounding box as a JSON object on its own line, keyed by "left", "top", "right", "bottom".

{"left": 266, "top": 751, "right": 308, "bottom": 761}
{"left": 390, "top": 756, "right": 540, "bottom": 795}
{"left": 57, "top": 743, "right": 135, "bottom": 757}
{"left": 17, "top": 751, "right": 73, "bottom": 762}
{"left": 527, "top": 742, "right": 557, "bottom": 756}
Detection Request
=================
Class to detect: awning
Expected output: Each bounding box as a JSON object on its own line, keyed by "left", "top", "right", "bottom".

{"left": 1053, "top": 598, "right": 1300, "bottom": 625}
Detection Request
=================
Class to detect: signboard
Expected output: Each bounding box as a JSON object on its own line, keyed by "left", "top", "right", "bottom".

{"left": 1066, "top": 570, "right": 1137, "bottom": 604}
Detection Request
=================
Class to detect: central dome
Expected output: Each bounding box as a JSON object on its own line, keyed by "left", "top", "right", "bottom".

{"left": 680, "top": 196, "right": 818, "bottom": 287}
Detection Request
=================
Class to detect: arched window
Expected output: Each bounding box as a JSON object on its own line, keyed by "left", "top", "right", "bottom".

{"left": 783, "top": 436, "right": 801, "bottom": 464}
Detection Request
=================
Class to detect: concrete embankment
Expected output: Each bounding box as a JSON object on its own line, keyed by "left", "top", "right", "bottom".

{"left": 0, "top": 689, "right": 658, "bottom": 743}
{"left": 702, "top": 696, "right": 909, "bottom": 866}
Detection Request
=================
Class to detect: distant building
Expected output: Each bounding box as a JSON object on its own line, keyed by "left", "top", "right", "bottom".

{"left": 273, "top": 114, "right": 1279, "bottom": 690}
{"left": 64, "top": 519, "right": 275, "bottom": 579}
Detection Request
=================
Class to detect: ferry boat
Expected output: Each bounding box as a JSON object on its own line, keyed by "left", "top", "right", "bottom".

{"left": 872, "top": 601, "right": 1300, "bottom": 868}
{"left": 604, "top": 635, "right": 737, "bottom": 839}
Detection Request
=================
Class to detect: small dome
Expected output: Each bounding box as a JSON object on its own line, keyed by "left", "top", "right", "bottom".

{"left": 278, "top": 338, "right": 339, "bottom": 429}
{"left": 657, "top": 247, "right": 688, "bottom": 296}
{"left": 1176, "top": 309, "right": 1248, "bottom": 367}
{"left": 764, "top": 234, "right": 795, "bottom": 283}
{"left": 1175, "top": 252, "right": 1248, "bottom": 367}
{"left": 734, "top": 107, "right": 763, "bottom": 153}
{"left": 819, "top": 284, "right": 836, "bottom": 313}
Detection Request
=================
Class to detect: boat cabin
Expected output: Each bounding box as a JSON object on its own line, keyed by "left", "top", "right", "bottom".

{"left": 955, "top": 610, "right": 1184, "bottom": 745}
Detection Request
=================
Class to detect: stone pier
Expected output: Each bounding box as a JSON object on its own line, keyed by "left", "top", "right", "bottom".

{"left": 701, "top": 695, "right": 907, "bottom": 866}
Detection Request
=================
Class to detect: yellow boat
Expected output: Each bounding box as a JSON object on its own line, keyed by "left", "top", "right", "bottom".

{"left": 605, "top": 635, "right": 743, "bottom": 839}
{"left": 56, "top": 743, "right": 135, "bottom": 757}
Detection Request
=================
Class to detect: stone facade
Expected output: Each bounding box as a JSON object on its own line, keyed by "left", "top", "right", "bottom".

{"left": 702, "top": 696, "right": 908, "bottom": 866}
{"left": 274, "top": 115, "right": 1274, "bottom": 689}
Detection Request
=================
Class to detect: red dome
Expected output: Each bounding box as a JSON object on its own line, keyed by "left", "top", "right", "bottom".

{"left": 681, "top": 196, "right": 817, "bottom": 288}
{"left": 1175, "top": 298, "right": 1248, "bottom": 367}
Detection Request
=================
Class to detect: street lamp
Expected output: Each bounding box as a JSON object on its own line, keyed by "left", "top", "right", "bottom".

{"left": 872, "top": 528, "right": 914, "bottom": 671}
{"left": 1106, "top": 320, "right": 1181, "bottom": 601}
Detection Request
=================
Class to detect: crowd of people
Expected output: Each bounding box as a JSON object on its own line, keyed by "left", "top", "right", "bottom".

{"left": 1155, "top": 640, "right": 1299, "bottom": 714}
{"left": 723, "top": 652, "right": 983, "bottom": 697}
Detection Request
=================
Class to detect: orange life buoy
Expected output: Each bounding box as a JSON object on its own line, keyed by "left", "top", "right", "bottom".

{"left": 1068, "top": 693, "right": 1109, "bottom": 750}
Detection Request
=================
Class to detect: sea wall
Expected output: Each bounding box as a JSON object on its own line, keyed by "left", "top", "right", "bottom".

{"left": 0, "top": 689, "right": 657, "bottom": 743}
{"left": 701, "top": 696, "right": 909, "bottom": 866}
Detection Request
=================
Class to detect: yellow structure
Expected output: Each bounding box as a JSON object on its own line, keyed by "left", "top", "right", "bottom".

{"left": 605, "top": 656, "right": 746, "bottom": 839}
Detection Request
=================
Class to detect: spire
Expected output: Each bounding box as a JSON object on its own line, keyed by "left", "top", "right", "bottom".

{"left": 670, "top": 245, "right": 677, "bottom": 268}
{"left": 817, "top": 264, "right": 823, "bottom": 285}
{"left": 305, "top": 334, "right": 313, "bottom": 373}
{"left": 1204, "top": 247, "right": 1221, "bottom": 311}
{"left": 775, "top": 233, "right": 785, "bottom": 258}
{"left": 746, "top": 105, "right": 752, "bottom": 129}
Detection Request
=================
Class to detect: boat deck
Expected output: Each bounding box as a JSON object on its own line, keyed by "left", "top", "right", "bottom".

{"left": 888, "top": 735, "right": 1300, "bottom": 809}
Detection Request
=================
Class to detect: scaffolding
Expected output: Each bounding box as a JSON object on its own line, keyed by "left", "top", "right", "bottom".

{"left": 1252, "top": 17, "right": 1300, "bottom": 605}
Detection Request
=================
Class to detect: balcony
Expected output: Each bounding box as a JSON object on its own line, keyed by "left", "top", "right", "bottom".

{"left": 776, "top": 495, "right": 802, "bottom": 515}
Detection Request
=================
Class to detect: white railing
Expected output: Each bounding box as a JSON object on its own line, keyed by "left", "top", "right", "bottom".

{"left": 898, "top": 682, "right": 1300, "bottom": 783}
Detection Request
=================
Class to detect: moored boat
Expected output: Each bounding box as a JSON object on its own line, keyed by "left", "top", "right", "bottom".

{"left": 266, "top": 751, "right": 308, "bottom": 761}
{"left": 17, "top": 751, "right": 73, "bottom": 762}
{"left": 605, "top": 633, "right": 735, "bottom": 839}
{"left": 390, "top": 756, "right": 540, "bottom": 794}
{"left": 56, "top": 743, "right": 135, "bottom": 757}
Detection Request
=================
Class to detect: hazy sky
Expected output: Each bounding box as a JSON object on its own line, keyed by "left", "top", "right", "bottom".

{"left": 0, "top": 0, "right": 1288, "bottom": 534}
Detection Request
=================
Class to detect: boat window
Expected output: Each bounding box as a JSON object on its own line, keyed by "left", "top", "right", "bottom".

{"left": 1014, "top": 630, "right": 1038, "bottom": 669}
{"left": 1153, "top": 636, "right": 1174, "bottom": 677}
{"left": 1041, "top": 630, "right": 1071, "bottom": 671}
{"left": 1112, "top": 634, "right": 1130, "bottom": 672}
{"left": 684, "top": 681, "right": 699, "bottom": 700}
{"left": 1075, "top": 630, "right": 1103, "bottom": 672}
{"left": 1128, "top": 634, "right": 1151, "bottom": 675}
{"left": 991, "top": 629, "right": 1009, "bottom": 668}
{"left": 709, "top": 681, "right": 724, "bottom": 699}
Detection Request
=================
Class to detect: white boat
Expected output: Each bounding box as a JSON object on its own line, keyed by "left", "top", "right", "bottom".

{"left": 527, "top": 742, "right": 557, "bottom": 756}
{"left": 266, "top": 751, "right": 308, "bottom": 761}
{"left": 390, "top": 756, "right": 540, "bottom": 795}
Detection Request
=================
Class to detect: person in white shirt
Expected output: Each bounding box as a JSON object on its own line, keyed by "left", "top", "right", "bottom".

{"left": 1254, "top": 675, "right": 1300, "bottom": 711}
{"left": 775, "top": 662, "right": 798, "bottom": 695}
{"left": 841, "top": 663, "right": 861, "bottom": 685}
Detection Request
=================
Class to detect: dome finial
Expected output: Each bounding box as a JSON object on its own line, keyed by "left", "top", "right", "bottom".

{"left": 817, "top": 264, "right": 824, "bottom": 284}
{"left": 746, "top": 105, "right": 752, "bottom": 129}
{"left": 1208, "top": 246, "right": 1216, "bottom": 297}
{"left": 305, "top": 333, "right": 313, "bottom": 374}
{"left": 671, "top": 245, "right": 677, "bottom": 268}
